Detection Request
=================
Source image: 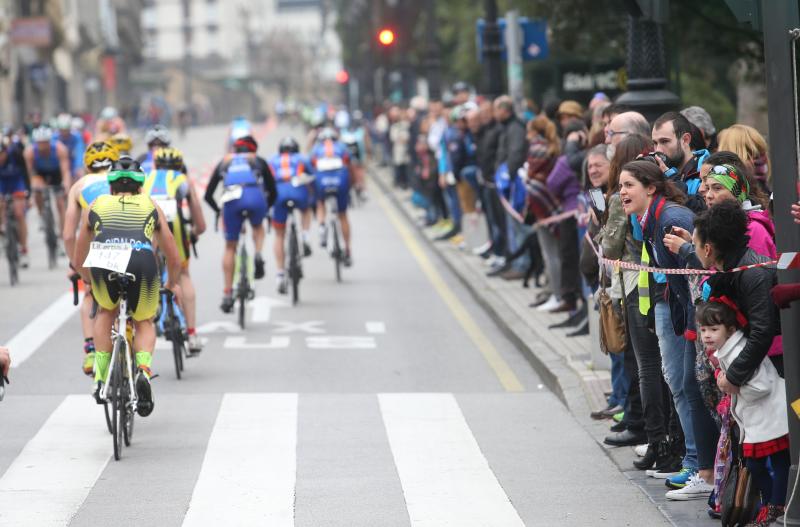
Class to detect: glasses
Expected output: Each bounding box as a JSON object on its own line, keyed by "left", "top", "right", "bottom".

{"left": 605, "top": 129, "right": 630, "bottom": 139}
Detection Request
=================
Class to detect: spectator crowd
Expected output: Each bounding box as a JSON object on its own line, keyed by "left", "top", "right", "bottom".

{"left": 376, "top": 85, "right": 794, "bottom": 526}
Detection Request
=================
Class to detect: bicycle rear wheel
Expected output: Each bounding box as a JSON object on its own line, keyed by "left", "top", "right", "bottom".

{"left": 331, "top": 220, "right": 342, "bottom": 283}
{"left": 103, "top": 401, "right": 112, "bottom": 434}
{"left": 110, "top": 342, "right": 124, "bottom": 460}
{"left": 5, "top": 215, "right": 18, "bottom": 286}
{"left": 123, "top": 351, "right": 134, "bottom": 447}
{"left": 289, "top": 224, "right": 300, "bottom": 305}
{"left": 42, "top": 194, "right": 57, "bottom": 270}
{"left": 172, "top": 328, "right": 184, "bottom": 380}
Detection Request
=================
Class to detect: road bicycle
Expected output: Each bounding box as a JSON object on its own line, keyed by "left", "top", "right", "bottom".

{"left": 283, "top": 173, "right": 314, "bottom": 304}
{"left": 98, "top": 271, "right": 138, "bottom": 461}
{"left": 35, "top": 186, "right": 61, "bottom": 269}
{"left": 2, "top": 194, "right": 19, "bottom": 285}
{"left": 233, "top": 228, "right": 255, "bottom": 329}
{"left": 321, "top": 188, "right": 344, "bottom": 283}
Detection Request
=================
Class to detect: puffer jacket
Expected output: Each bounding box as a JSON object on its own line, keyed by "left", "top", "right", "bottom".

{"left": 714, "top": 330, "right": 788, "bottom": 443}
{"left": 746, "top": 209, "right": 777, "bottom": 259}
{"left": 707, "top": 247, "right": 781, "bottom": 386}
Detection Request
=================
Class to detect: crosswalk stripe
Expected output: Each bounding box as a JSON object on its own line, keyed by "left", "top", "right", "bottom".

{"left": 379, "top": 393, "right": 525, "bottom": 527}
{"left": 182, "top": 393, "right": 298, "bottom": 526}
{"left": 7, "top": 292, "right": 75, "bottom": 368}
{"left": 0, "top": 395, "right": 110, "bottom": 526}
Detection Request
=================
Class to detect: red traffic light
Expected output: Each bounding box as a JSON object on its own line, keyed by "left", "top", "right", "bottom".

{"left": 378, "top": 28, "right": 395, "bottom": 46}
{"left": 336, "top": 69, "right": 350, "bottom": 84}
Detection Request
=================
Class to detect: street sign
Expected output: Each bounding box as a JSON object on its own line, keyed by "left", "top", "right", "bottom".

{"left": 476, "top": 18, "right": 548, "bottom": 63}
{"left": 10, "top": 17, "right": 52, "bottom": 47}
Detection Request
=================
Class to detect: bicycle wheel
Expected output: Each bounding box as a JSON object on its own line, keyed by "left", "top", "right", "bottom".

{"left": 110, "top": 342, "right": 124, "bottom": 460}
{"left": 5, "top": 214, "right": 18, "bottom": 286}
{"left": 289, "top": 225, "right": 300, "bottom": 305}
{"left": 103, "top": 401, "right": 112, "bottom": 434}
{"left": 238, "top": 291, "right": 246, "bottom": 329}
{"left": 331, "top": 220, "right": 342, "bottom": 283}
{"left": 123, "top": 350, "right": 134, "bottom": 447}
{"left": 237, "top": 247, "right": 248, "bottom": 329}
{"left": 172, "top": 328, "right": 183, "bottom": 380}
{"left": 42, "top": 194, "right": 57, "bottom": 269}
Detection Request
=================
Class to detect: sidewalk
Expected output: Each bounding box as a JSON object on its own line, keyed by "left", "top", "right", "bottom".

{"left": 372, "top": 168, "right": 716, "bottom": 527}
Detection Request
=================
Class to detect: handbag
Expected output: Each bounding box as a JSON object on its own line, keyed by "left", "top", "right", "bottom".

{"left": 598, "top": 265, "right": 628, "bottom": 355}
{"left": 721, "top": 458, "right": 761, "bottom": 526}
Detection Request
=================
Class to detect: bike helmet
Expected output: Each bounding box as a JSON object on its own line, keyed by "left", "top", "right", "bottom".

{"left": 144, "top": 124, "right": 171, "bottom": 146}
{"left": 109, "top": 133, "right": 133, "bottom": 154}
{"left": 278, "top": 136, "right": 299, "bottom": 154}
{"left": 154, "top": 147, "right": 184, "bottom": 170}
{"left": 233, "top": 135, "right": 258, "bottom": 153}
{"left": 31, "top": 126, "right": 53, "bottom": 143}
{"left": 318, "top": 127, "right": 338, "bottom": 141}
{"left": 100, "top": 106, "right": 118, "bottom": 120}
{"left": 84, "top": 141, "right": 120, "bottom": 171}
{"left": 351, "top": 110, "right": 364, "bottom": 124}
{"left": 71, "top": 117, "right": 85, "bottom": 130}
{"left": 56, "top": 113, "right": 72, "bottom": 130}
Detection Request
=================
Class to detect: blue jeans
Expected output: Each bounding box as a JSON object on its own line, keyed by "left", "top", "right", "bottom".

{"left": 444, "top": 184, "right": 462, "bottom": 229}
{"left": 608, "top": 352, "right": 630, "bottom": 408}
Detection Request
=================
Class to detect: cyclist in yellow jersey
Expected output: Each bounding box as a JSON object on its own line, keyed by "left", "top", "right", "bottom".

{"left": 109, "top": 132, "right": 133, "bottom": 157}
{"left": 145, "top": 147, "right": 206, "bottom": 352}
{"left": 63, "top": 141, "right": 119, "bottom": 376}
{"left": 75, "top": 157, "right": 182, "bottom": 417}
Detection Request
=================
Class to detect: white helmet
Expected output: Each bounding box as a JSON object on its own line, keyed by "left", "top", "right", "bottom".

{"left": 32, "top": 126, "right": 53, "bottom": 142}
{"left": 100, "top": 106, "right": 118, "bottom": 120}
{"left": 56, "top": 113, "right": 72, "bottom": 130}
{"left": 144, "top": 124, "right": 171, "bottom": 146}
{"left": 71, "top": 117, "right": 85, "bottom": 130}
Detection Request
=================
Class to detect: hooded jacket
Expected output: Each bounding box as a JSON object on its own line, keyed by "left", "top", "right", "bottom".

{"left": 714, "top": 330, "right": 788, "bottom": 443}
{"left": 746, "top": 209, "right": 777, "bottom": 259}
{"left": 545, "top": 156, "right": 581, "bottom": 212}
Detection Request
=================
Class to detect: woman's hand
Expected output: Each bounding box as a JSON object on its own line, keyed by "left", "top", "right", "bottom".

{"left": 663, "top": 233, "right": 688, "bottom": 255}
{"left": 791, "top": 201, "right": 800, "bottom": 224}
{"left": 717, "top": 372, "right": 740, "bottom": 395}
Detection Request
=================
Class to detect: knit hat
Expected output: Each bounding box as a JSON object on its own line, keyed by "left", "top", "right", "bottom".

{"left": 556, "top": 100, "right": 583, "bottom": 119}
{"left": 681, "top": 106, "right": 716, "bottom": 137}
{"left": 707, "top": 164, "right": 750, "bottom": 203}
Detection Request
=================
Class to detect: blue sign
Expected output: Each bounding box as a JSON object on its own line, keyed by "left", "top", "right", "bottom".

{"left": 476, "top": 18, "right": 548, "bottom": 62}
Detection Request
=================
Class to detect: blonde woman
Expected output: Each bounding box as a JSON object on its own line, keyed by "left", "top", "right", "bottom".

{"left": 717, "top": 124, "right": 771, "bottom": 194}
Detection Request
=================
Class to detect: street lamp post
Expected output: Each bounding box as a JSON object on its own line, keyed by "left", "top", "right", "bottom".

{"left": 424, "top": 0, "right": 441, "bottom": 100}
{"left": 615, "top": 0, "right": 680, "bottom": 121}
{"left": 482, "top": 0, "right": 503, "bottom": 100}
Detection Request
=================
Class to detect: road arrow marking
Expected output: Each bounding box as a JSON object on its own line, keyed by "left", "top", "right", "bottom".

{"left": 196, "top": 321, "right": 241, "bottom": 334}
{"left": 365, "top": 321, "right": 386, "bottom": 334}
{"left": 271, "top": 320, "right": 325, "bottom": 334}
{"left": 251, "top": 296, "right": 290, "bottom": 323}
{"left": 306, "top": 336, "right": 376, "bottom": 349}
{"left": 223, "top": 336, "right": 291, "bottom": 349}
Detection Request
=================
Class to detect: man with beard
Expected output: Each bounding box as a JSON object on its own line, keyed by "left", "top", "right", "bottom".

{"left": 652, "top": 111, "right": 706, "bottom": 213}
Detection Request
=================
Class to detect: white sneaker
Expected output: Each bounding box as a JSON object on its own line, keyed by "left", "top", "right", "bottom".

{"left": 665, "top": 474, "right": 713, "bottom": 500}
{"left": 536, "top": 295, "right": 560, "bottom": 312}
{"left": 19, "top": 252, "right": 29, "bottom": 269}
{"left": 634, "top": 444, "right": 649, "bottom": 457}
{"left": 188, "top": 334, "right": 203, "bottom": 354}
{"left": 646, "top": 468, "right": 681, "bottom": 478}
{"left": 472, "top": 241, "right": 492, "bottom": 256}
{"left": 486, "top": 255, "right": 506, "bottom": 268}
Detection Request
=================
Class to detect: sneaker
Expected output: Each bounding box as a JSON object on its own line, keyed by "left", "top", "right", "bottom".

{"left": 472, "top": 241, "right": 492, "bottom": 256}
{"left": 612, "top": 411, "right": 624, "bottom": 422}
{"left": 449, "top": 233, "right": 465, "bottom": 247}
{"left": 19, "top": 251, "right": 29, "bottom": 269}
{"left": 665, "top": 467, "right": 697, "bottom": 489}
{"left": 319, "top": 225, "right": 328, "bottom": 248}
{"left": 254, "top": 254, "right": 265, "bottom": 279}
{"left": 220, "top": 294, "right": 234, "bottom": 313}
{"left": 647, "top": 466, "right": 682, "bottom": 479}
{"left": 303, "top": 242, "right": 312, "bottom": 257}
{"left": 535, "top": 295, "right": 561, "bottom": 312}
{"left": 665, "top": 473, "right": 713, "bottom": 500}
{"left": 746, "top": 504, "right": 784, "bottom": 526}
{"left": 277, "top": 275, "right": 288, "bottom": 295}
{"left": 135, "top": 368, "right": 154, "bottom": 417}
{"left": 188, "top": 334, "right": 203, "bottom": 355}
{"left": 82, "top": 351, "right": 95, "bottom": 376}
{"left": 435, "top": 227, "right": 459, "bottom": 241}
{"left": 343, "top": 251, "right": 352, "bottom": 267}
{"left": 634, "top": 444, "right": 649, "bottom": 457}
{"left": 92, "top": 381, "right": 105, "bottom": 404}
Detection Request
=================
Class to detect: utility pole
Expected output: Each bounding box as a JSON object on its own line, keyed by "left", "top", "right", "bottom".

{"left": 181, "top": 0, "right": 193, "bottom": 124}
{"left": 482, "top": 0, "right": 503, "bottom": 100}
{"left": 505, "top": 10, "right": 523, "bottom": 116}
{"left": 424, "top": 0, "right": 441, "bottom": 100}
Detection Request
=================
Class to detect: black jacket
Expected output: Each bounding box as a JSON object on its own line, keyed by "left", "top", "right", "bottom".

{"left": 496, "top": 115, "right": 528, "bottom": 177}
{"left": 708, "top": 247, "right": 780, "bottom": 387}
{"left": 476, "top": 121, "right": 501, "bottom": 185}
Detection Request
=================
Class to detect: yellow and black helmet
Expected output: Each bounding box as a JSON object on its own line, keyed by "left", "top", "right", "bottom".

{"left": 109, "top": 133, "right": 133, "bottom": 154}
{"left": 83, "top": 141, "right": 119, "bottom": 171}
{"left": 154, "top": 147, "right": 184, "bottom": 170}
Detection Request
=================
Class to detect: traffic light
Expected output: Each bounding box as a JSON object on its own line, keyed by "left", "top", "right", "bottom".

{"left": 336, "top": 69, "right": 350, "bottom": 84}
{"left": 377, "top": 28, "right": 395, "bottom": 47}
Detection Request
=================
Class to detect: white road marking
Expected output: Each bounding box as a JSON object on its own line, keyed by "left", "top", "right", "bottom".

{"left": 271, "top": 320, "right": 325, "bottom": 334}
{"left": 6, "top": 292, "right": 75, "bottom": 368}
{"left": 196, "top": 320, "right": 241, "bottom": 334}
{"left": 0, "top": 395, "right": 110, "bottom": 526}
{"left": 306, "top": 336, "right": 376, "bottom": 349}
{"left": 223, "top": 335, "right": 291, "bottom": 349}
{"left": 182, "top": 393, "right": 298, "bottom": 527}
{"left": 251, "top": 296, "right": 289, "bottom": 323}
{"left": 365, "top": 321, "right": 386, "bottom": 334}
{"left": 378, "top": 393, "right": 524, "bottom": 527}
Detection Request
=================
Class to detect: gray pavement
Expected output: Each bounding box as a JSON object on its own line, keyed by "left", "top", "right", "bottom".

{"left": 0, "top": 123, "right": 671, "bottom": 526}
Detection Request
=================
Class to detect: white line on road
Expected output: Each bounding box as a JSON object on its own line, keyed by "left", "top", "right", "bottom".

{"left": 379, "top": 393, "right": 525, "bottom": 527}
{"left": 306, "top": 336, "right": 376, "bottom": 349}
{"left": 7, "top": 292, "right": 76, "bottom": 368}
{"left": 0, "top": 395, "right": 110, "bottom": 526}
{"left": 251, "top": 296, "right": 289, "bottom": 323}
{"left": 223, "top": 336, "right": 291, "bottom": 349}
{"left": 182, "top": 393, "right": 298, "bottom": 527}
{"left": 196, "top": 320, "right": 241, "bottom": 334}
{"left": 365, "top": 321, "right": 386, "bottom": 334}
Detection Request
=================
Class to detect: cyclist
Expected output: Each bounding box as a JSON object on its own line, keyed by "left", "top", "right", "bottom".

{"left": 340, "top": 110, "right": 370, "bottom": 199}
{"left": 109, "top": 132, "right": 133, "bottom": 157}
{"left": 137, "top": 125, "right": 171, "bottom": 173}
{"left": 23, "top": 126, "right": 72, "bottom": 233}
{"left": 268, "top": 136, "right": 313, "bottom": 294}
{"left": 0, "top": 137, "right": 30, "bottom": 268}
{"left": 310, "top": 127, "right": 353, "bottom": 266}
{"left": 145, "top": 147, "right": 206, "bottom": 352}
{"left": 204, "top": 135, "right": 276, "bottom": 313}
{"left": 74, "top": 157, "right": 182, "bottom": 417}
{"left": 55, "top": 113, "right": 85, "bottom": 183}
{"left": 93, "top": 106, "right": 126, "bottom": 141}
{"left": 227, "top": 115, "right": 252, "bottom": 152}
{"left": 63, "top": 141, "right": 119, "bottom": 375}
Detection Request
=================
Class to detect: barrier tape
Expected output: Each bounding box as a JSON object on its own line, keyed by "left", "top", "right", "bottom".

{"left": 497, "top": 198, "right": 587, "bottom": 229}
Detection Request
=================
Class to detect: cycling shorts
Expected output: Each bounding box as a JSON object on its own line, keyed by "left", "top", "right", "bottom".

{"left": 0, "top": 176, "right": 26, "bottom": 197}
{"left": 271, "top": 182, "right": 310, "bottom": 226}
{"left": 222, "top": 186, "right": 267, "bottom": 241}
{"left": 315, "top": 172, "right": 349, "bottom": 213}
{"left": 90, "top": 248, "right": 160, "bottom": 322}
{"left": 33, "top": 169, "right": 63, "bottom": 187}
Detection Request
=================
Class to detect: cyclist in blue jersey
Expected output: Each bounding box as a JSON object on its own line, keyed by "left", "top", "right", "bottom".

{"left": 55, "top": 113, "right": 85, "bottom": 182}
{"left": 0, "top": 138, "right": 31, "bottom": 267}
{"left": 137, "top": 124, "right": 171, "bottom": 174}
{"left": 204, "top": 135, "right": 277, "bottom": 313}
{"left": 23, "top": 126, "right": 72, "bottom": 233}
{"left": 227, "top": 116, "right": 253, "bottom": 152}
{"left": 310, "top": 127, "right": 353, "bottom": 266}
{"left": 268, "top": 137, "right": 314, "bottom": 294}
{"left": 340, "top": 110, "right": 370, "bottom": 199}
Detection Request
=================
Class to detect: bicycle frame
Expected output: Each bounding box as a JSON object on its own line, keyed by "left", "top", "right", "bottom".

{"left": 100, "top": 274, "right": 137, "bottom": 415}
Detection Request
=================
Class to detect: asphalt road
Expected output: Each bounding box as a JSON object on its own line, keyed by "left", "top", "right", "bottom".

{"left": 0, "top": 123, "right": 670, "bottom": 526}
